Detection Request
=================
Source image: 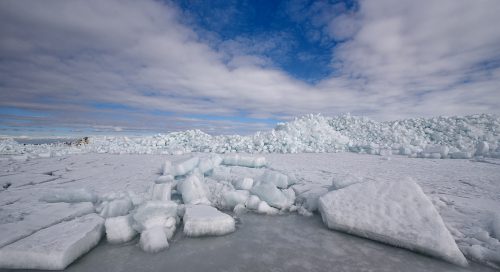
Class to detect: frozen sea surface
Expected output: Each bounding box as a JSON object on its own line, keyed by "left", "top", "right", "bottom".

{"left": 0, "top": 214, "right": 494, "bottom": 272}
{"left": 0, "top": 153, "right": 499, "bottom": 270}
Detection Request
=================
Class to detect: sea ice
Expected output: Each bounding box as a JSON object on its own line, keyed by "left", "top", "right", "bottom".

{"left": 151, "top": 183, "right": 172, "bottom": 201}
{"left": 39, "top": 188, "right": 97, "bottom": 203}
{"left": 260, "top": 169, "right": 289, "bottom": 189}
{"left": 139, "top": 226, "right": 169, "bottom": 253}
{"left": 233, "top": 177, "right": 254, "bottom": 190}
{"left": 330, "top": 174, "right": 365, "bottom": 190}
{"left": 183, "top": 205, "right": 235, "bottom": 237}
{"left": 0, "top": 214, "right": 104, "bottom": 270}
{"left": 177, "top": 173, "right": 211, "bottom": 205}
{"left": 99, "top": 198, "right": 133, "bottom": 218}
{"left": 105, "top": 215, "right": 137, "bottom": 243}
{"left": 222, "top": 190, "right": 250, "bottom": 209}
{"left": 222, "top": 155, "right": 266, "bottom": 168}
{"left": 256, "top": 201, "right": 279, "bottom": 215}
{"left": 132, "top": 201, "right": 178, "bottom": 232}
{"left": 251, "top": 182, "right": 289, "bottom": 209}
{"left": 318, "top": 178, "right": 468, "bottom": 266}
{"left": 0, "top": 202, "right": 95, "bottom": 248}
{"left": 173, "top": 157, "right": 199, "bottom": 176}
{"left": 245, "top": 195, "right": 261, "bottom": 210}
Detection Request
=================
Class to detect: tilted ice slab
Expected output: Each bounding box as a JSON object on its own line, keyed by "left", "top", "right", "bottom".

{"left": 0, "top": 213, "right": 104, "bottom": 270}
{"left": 0, "top": 202, "right": 95, "bottom": 248}
{"left": 318, "top": 179, "right": 468, "bottom": 266}
{"left": 183, "top": 205, "right": 235, "bottom": 237}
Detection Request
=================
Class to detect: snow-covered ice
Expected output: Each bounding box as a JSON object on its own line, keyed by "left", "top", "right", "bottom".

{"left": 183, "top": 205, "right": 235, "bottom": 237}
{"left": 151, "top": 183, "right": 172, "bottom": 201}
{"left": 0, "top": 213, "right": 103, "bottom": 270}
{"left": 177, "top": 173, "right": 211, "bottom": 205}
{"left": 0, "top": 135, "right": 499, "bottom": 270}
{"left": 318, "top": 178, "right": 468, "bottom": 266}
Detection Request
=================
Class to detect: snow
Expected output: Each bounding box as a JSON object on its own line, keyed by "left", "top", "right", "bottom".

{"left": 139, "top": 226, "right": 169, "bottom": 253}
{"left": 318, "top": 178, "right": 468, "bottom": 266}
{"left": 183, "top": 205, "right": 235, "bottom": 237}
{"left": 105, "top": 215, "right": 137, "bottom": 243}
{"left": 39, "top": 188, "right": 97, "bottom": 203}
{"left": 0, "top": 213, "right": 104, "bottom": 270}
{"left": 492, "top": 214, "right": 500, "bottom": 240}
{"left": 0, "top": 202, "right": 95, "bottom": 248}
{"left": 0, "top": 147, "right": 498, "bottom": 269}
{"left": 177, "top": 173, "right": 211, "bottom": 205}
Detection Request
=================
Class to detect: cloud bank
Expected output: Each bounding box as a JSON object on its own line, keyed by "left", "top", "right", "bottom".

{"left": 0, "top": 0, "right": 499, "bottom": 135}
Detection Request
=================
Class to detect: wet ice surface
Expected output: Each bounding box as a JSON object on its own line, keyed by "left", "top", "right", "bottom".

{"left": 1, "top": 153, "right": 499, "bottom": 270}
{"left": 0, "top": 213, "right": 493, "bottom": 272}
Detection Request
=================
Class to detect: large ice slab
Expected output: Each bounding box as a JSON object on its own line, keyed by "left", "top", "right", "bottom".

{"left": 0, "top": 213, "right": 104, "bottom": 270}
{"left": 172, "top": 157, "right": 199, "bottom": 177}
{"left": 183, "top": 205, "right": 235, "bottom": 237}
{"left": 0, "top": 202, "right": 95, "bottom": 248}
{"left": 132, "top": 201, "right": 178, "bottom": 232}
{"left": 318, "top": 179, "right": 468, "bottom": 266}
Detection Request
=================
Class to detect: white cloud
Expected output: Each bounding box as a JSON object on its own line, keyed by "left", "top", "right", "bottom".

{"left": 0, "top": 0, "right": 499, "bottom": 134}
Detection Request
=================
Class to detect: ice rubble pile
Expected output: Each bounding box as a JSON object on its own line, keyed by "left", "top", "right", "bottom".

{"left": 0, "top": 154, "right": 477, "bottom": 269}
{"left": 2, "top": 114, "right": 499, "bottom": 159}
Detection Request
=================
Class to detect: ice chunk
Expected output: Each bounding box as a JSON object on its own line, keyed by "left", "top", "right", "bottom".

{"left": 233, "top": 203, "right": 247, "bottom": 215}
{"left": 245, "top": 195, "right": 261, "bottom": 210}
{"left": 99, "top": 198, "right": 133, "bottom": 218}
{"left": 330, "top": 174, "right": 365, "bottom": 190}
{"left": 0, "top": 202, "right": 94, "bottom": 248}
{"left": 233, "top": 177, "right": 254, "bottom": 190}
{"left": 222, "top": 190, "right": 250, "bottom": 209}
{"left": 475, "top": 141, "right": 490, "bottom": 155}
{"left": 132, "top": 201, "right": 178, "bottom": 232}
{"left": 0, "top": 214, "right": 104, "bottom": 270}
{"left": 142, "top": 216, "right": 177, "bottom": 240}
{"left": 183, "top": 205, "right": 235, "bottom": 237}
{"left": 177, "top": 173, "right": 211, "bottom": 205}
{"left": 257, "top": 201, "right": 279, "bottom": 215}
{"left": 162, "top": 160, "right": 172, "bottom": 176}
{"left": 104, "top": 215, "right": 137, "bottom": 244}
{"left": 39, "top": 188, "right": 97, "bottom": 203}
{"left": 260, "top": 170, "right": 289, "bottom": 189}
{"left": 251, "top": 182, "right": 289, "bottom": 209}
{"left": 318, "top": 179, "right": 468, "bottom": 266}
{"left": 282, "top": 188, "right": 296, "bottom": 208}
{"left": 173, "top": 157, "right": 199, "bottom": 176}
{"left": 139, "top": 226, "right": 169, "bottom": 253}
{"left": 198, "top": 155, "right": 222, "bottom": 174}
{"left": 151, "top": 183, "right": 172, "bottom": 201}
{"left": 155, "top": 175, "right": 174, "bottom": 184}
{"left": 222, "top": 155, "right": 266, "bottom": 168}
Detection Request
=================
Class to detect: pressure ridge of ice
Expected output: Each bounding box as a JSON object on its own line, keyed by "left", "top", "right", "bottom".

{"left": 2, "top": 113, "right": 499, "bottom": 159}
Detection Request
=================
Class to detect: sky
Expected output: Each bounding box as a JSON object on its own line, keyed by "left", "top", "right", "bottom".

{"left": 0, "top": 0, "right": 499, "bottom": 136}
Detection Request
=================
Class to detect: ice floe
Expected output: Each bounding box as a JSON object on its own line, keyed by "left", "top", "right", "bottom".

{"left": 318, "top": 178, "right": 468, "bottom": 266}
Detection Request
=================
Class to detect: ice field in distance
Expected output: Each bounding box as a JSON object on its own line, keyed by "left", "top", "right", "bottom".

{"left": 0, "top": 113, "right": 499, "bottom": 270}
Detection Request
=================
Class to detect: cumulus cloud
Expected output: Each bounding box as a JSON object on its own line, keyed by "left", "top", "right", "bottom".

{"left": 0, "top": 0, "right": 499, "bottom": 134}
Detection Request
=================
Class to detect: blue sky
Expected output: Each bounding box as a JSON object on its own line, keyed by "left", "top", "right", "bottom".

{"left": 0, "top": 0, "right": 499, "bottom": 136}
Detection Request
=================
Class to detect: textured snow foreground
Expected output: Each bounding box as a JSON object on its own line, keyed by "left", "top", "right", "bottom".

{"left": 0, "top": 153, "right": 499, "bottom": 271}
